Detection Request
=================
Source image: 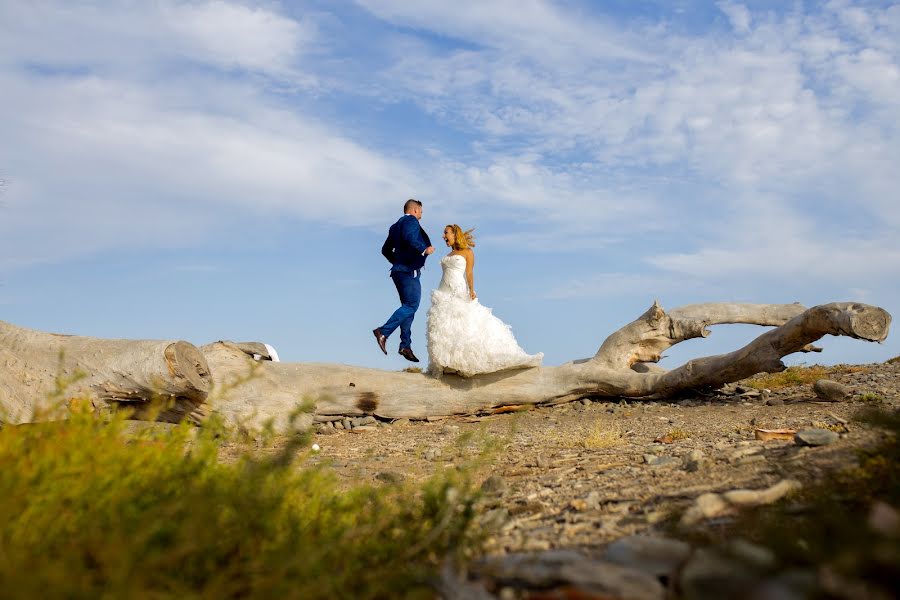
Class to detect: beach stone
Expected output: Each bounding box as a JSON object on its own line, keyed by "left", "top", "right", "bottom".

{"left": 392, "top": 418, "right": 410, "bottom": 427}
{"left": 604, "top": 535, "right": 692, "bottom": 580}
{"left": 794, "top": 428, "right": 839, "bottom": 446}
{"left": 813, "top": 379, "right": 849, "bottom": 402}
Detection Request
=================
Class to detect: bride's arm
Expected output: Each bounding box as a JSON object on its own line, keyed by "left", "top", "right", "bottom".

{"left": 464, "top": 250, "right": 476, "bottom": 300}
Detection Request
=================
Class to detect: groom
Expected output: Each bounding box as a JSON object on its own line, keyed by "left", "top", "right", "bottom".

{"left": 373, "top": 199, "right": 434, "bottom": 362}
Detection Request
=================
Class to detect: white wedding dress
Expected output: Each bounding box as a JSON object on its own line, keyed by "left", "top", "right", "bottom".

{"left": 426, "top": 254, "right": 543, "bottom": 377}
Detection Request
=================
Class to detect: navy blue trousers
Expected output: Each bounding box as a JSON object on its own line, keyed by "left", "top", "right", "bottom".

{"left": 379, "top": 270, "right": 421, "bottom": 350}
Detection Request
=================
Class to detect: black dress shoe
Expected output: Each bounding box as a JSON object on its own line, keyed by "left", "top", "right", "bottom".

{"left": 398, "top": 347, "right": 420, "bottom": 362}
{"left": 372, "top": 328, "right": 387, "bottom": 355}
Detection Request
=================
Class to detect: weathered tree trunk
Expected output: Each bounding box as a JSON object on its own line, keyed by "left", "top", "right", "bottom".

{"left": 0, "top": 320, "right": 210, "bottom": 424}
{"left": 0, "top": 302, "right": 891, "bottom": 432}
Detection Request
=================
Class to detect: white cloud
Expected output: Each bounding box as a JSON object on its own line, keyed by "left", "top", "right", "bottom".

{"left": 718, "top": 1, "right": 752, "bottom": 34}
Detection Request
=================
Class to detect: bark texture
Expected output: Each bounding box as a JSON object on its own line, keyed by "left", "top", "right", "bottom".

{"left": 0, "top": 301, "right": 891, "bottom": 432}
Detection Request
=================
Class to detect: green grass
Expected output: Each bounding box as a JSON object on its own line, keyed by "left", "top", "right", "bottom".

{"left": 0, "top": 402, "right": 482, "bottom": 598}
{"left": 743, "top": 364, "right": 869, "bottom": 390}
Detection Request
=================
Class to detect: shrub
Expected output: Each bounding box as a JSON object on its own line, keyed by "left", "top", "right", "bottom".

{"left": 0, "top": 405, "right": 481, "bottom": 598}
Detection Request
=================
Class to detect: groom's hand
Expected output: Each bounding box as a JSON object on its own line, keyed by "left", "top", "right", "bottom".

{"left": 424, "top": 246, "right": 435, "bottom": 255}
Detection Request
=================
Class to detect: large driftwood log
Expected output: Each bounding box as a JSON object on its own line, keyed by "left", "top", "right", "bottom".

{"left": 0, "top": 302, "right": 891, "bottom": 432}
{"left": 0, "top": 320, "right": 210, "bottom": 424}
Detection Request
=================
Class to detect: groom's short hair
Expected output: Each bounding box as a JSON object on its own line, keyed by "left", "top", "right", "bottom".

{"left": 403, "top": 198, "right": 422, "bottom": 213}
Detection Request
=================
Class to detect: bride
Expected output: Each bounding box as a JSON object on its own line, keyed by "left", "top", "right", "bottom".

{"left": 426, "top": 224, "right": 543, "bottom": 377}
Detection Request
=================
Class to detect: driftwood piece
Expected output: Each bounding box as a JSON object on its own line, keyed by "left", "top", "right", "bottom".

{"left": 0, "top": 302, "right": 891, "bottom": 431}
{"left": 0, "top": 320, "right": 210, "bottom": 424}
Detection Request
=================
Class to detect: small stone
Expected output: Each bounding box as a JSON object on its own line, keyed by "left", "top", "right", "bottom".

{"left": 570, "top": 498, "right": 589, "bottom": 511}
{"left": 341, "top": 417, "right": 352, "bottom": 430}
{"left": 813, "top": 379, "right": 849, "bottom": 402}
{"left": 868, "top": 501, "right": 900, "bottom": 537}
{"left": 473, "top": 552, "right": 664, "bottom": 600}
{"left": 794, "top": 428, "right": 839, "bottom": 446}
{"left": 581, "top": 398, "right": 592, "bottom": 406}
{"left": 766, "top": 398, "right": 785, "bottom": 406}
{"left": 480, "top": 475, "right": 506, "bottom": 494}
{"left": 392, "top": 418, "right": 410, "bottom": 427}
{"left": 680, "top": 548, "right": 762, "bottom": 600}
{"left": 424, "top": 447, "right": 443, "bottom": 461}
{"left": 375, "top": 471, "right": 404, "bottom": 484}
{"left": 604, "top": 535, "right": 692, "bottom": 579}
{"left": 722, "top": 479, "right": 802, "bottom": 507}
{"left": 726, "top": 539, "right": 775, "bottom": 569}
{"left": 648, "top": 456, "right": 681, "bottom": 468}
{"left": 683, "top": 450, "right": 706, "bottom": 472}
{"left": 349, "top": 425, "right": 377, "bottom": 433}
{"left": 681, "top": 493, "right": 730, "bottom": 526}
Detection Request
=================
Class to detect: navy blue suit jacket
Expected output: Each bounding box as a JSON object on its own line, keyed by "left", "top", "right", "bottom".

{"left": 381, "top": 214, "right": 432, "bottom": 273}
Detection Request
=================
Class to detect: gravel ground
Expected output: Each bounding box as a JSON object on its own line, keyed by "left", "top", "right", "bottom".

{"left": 301, "top": 360, "right": 900, "bottom": 557}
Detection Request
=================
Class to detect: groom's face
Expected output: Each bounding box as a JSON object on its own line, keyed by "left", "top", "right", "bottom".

{"left": 410, "top": 205, "right": 423, "bottom": 220}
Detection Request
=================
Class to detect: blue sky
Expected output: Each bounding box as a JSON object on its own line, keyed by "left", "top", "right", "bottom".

{"left": 1, "top": 0, "right": 898, "bottom": 372}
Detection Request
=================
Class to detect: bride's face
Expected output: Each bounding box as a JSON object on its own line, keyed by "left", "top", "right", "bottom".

{"left": 443, "top": 227, "right": 455, "bottom": 247}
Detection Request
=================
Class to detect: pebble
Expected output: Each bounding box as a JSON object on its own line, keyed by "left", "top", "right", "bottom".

{"left": 722, "top": 479, "right": 802, "bottom": 507}
{"left": 473, "top": 551, "right": 664, "bottom": 600}
{"left": 480, "top": 475, "right": 507, "bottom": 494}
{"left": 679, "top": 547, "right": 762, "bottom": 600}
{"left": 604, "top": 535, "right": 692, "bottom": 579}
{"left": 682, "top": 450, "right": 706, "bottom": 472}
{"left": 375, "top": 471, "right": 404, "bottom": 484}
{"left": 813, "top": 379, "right": 849, "bottom": 402}
{"left": 794, "top": 428, "right": 839, "bottom": 446}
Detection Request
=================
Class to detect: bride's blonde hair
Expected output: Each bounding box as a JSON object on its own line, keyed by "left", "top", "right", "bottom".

{"left": 446, "top": 224, "right": 475, "bottom": 250}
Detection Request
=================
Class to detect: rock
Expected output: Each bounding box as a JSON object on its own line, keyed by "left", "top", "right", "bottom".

{"left": 722, "top": 479, "right": 802, "bottom": 507}
{"left": 683, "top": 450, "right": 706, "bottom": 472}
{"left": 480, "top": 475, "right": 507, "bottom": 494}
{"left": 341, "top": 417, "right": 352, "bottom": 430}
{"left": 648, "top": 456, "right": 681, "bottom": 468}
{"left": 681, "top": 493, "right": 730, "bottom": 526}
{"left": 349, "top": 425, "right": 377, "bottom": 433}
{"left": 728, "top": 446, "right": 763, "bottom": 461}
{"left": 375, "top": 471, "right": 405, "bottom": 485}
{"left": 813, "top": 379, "right": 849, "bottom": 402}
{"left": 317, "top": 423, "right": 339, "bottom": 435}
{"left": 725, "top": 539, "right": 776, "bottom": 569}
{"left": 424, "top": 447, "right": 443, "bottom": 461}
{"left": 392, "top": 418, "right": 410, "bottom": 426}
{"left": 474, "top": 551, "right": 665, "bottom": 600}
{"left": 604, "top": 535, "right": 692, "bottom": 580}
{"left": 766, "top": 398, "right": 785, "bottom": 406}
{"left": 679, "top": 548, "right": 762, "bottom": 600}
{"left": 867, "top": 501, "right": 900, "bottom": 537}
{"left": 794, "top": 428, "right": 839, "bottom": 446}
